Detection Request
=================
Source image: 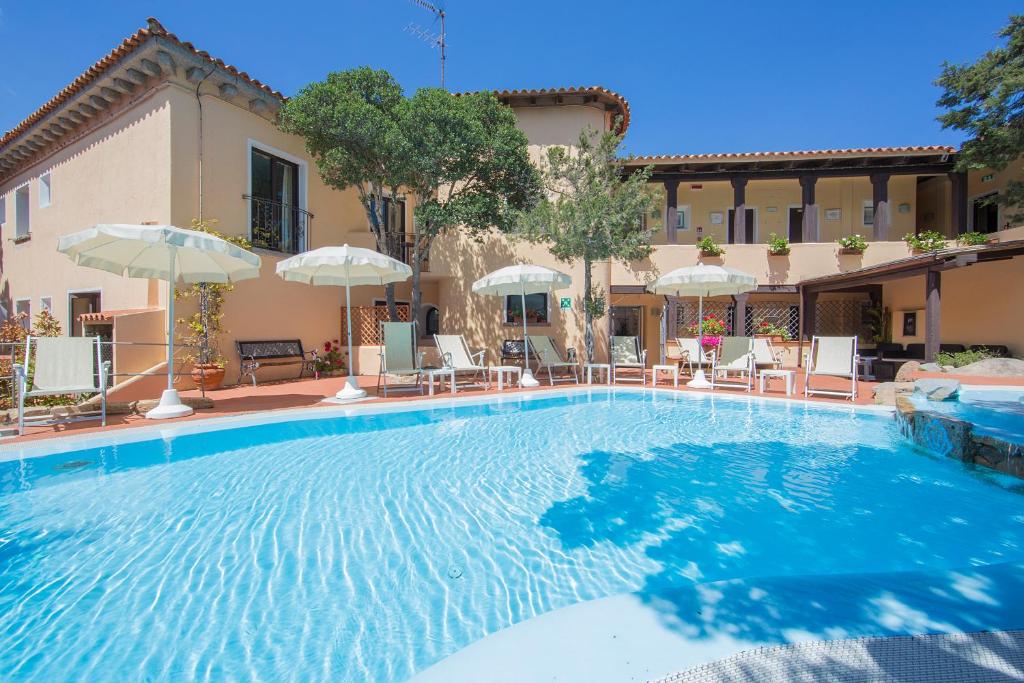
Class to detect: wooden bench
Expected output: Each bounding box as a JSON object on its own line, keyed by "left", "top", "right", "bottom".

{"left": 236, "top": 339, "right": 315, "bottom": 386}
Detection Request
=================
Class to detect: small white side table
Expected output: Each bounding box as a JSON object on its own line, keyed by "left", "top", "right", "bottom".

{"left": 585, "top": 363, "right": 611, "bottom": 385}
{"left": 426, "top": 367, "right": 456, "bottom": 396}
{"left": 759, "top": 368, "right": 796, "bottom": 396}
{"left": 489, "top": 365, "right": 522, "bottom": 390}
{"left": 652, "top": 364, "right": 680, "bottom": 387}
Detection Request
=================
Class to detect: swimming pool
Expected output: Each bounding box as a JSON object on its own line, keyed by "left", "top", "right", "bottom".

{"left": 2, "top": 389, "right": 1023, "bottom": 681}
{"left": 910, "top": 386, "right": 1024, "bottom": 444}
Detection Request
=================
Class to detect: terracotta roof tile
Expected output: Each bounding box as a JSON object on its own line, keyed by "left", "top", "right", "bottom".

{"left": 0, "top": 17, "right": 283, "bottom": 152}
{"left": 457, "top": 85, "right": 631, "bottom": 134}
{"left": 629, "top": 146, "right": 956, "bottom": 164}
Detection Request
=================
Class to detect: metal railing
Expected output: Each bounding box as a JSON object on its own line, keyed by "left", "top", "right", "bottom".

{"left": 245, "top": 194, "right": 314, "bottom": 254}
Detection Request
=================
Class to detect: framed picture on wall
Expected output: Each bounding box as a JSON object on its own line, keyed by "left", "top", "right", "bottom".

{"left": 709, "top": 212, "right": 723, "bottom": 225}
{"left": 902, "top": 311, "right": 917, "bottom": 337}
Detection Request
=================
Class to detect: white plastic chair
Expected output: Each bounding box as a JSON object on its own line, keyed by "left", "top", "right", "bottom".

{"left": 17, "top": 335, "right": 110, "bottom": 435}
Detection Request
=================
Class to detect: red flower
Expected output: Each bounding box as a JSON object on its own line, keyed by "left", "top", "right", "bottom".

{"left": 324, "top": 341, "right": 332, "bottom": 352}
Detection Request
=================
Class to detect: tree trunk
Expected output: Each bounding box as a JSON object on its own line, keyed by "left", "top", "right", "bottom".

{"left": 583, "top": 257, "right": 594, "bottom": 363}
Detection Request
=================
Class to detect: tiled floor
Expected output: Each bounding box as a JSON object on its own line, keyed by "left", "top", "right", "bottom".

{"left": 7, "top": 368, "right": 881, "bottom": 444}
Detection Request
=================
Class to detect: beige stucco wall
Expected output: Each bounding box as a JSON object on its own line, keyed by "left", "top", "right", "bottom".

{"left": 0, "top": 87, "right": 174, "bottom": 333}
{"left": 967, "top": 157, "right": 1024, "bottom": 231}
{"left": 658, "top": 176, "right": 919, "bottom": 246}
{"left": 883, "top": 255, "right": 1024, "bottom": 355}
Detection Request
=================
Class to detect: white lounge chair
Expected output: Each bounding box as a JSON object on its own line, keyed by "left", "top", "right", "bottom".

{"left": 674, "top": 337, "right": 713, "bottom": 377}
{"left": 527, "top": 335, "right": 579, "bottom": 385}
{"left": 752, "top": 337, "right": 784, "bottom": 370}
{"left": 610, "top": 335, "right": 647, "bottom": 384}
{"left": 377, "top": 322, "right": 424, "bottom": 397}
{"left": 434, "top": 334, "right": 487, "bottom": 388}
{"left": 710, "top": 336, "right": 754, "bottom": 391}
{"left": 17, "top": 335, "right": 110, "bottom": 435}
{"left": 804, "top": 336, "right": 859, "bottom": 400}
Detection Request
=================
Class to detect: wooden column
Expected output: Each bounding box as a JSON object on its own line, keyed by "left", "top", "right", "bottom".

{"left": 871, "top": 173, "right": 891, "bottom": 241}
{"left": 925, "top": 269, "right": 941, "bottom": 362}
{"left": 802, "top": 289, "right": 818, "bottom": 341}
{"left": 664, "top": 180, "right": 680, "bottom": 244}
{"left": 949, "top": 171, "right": 968, "bottom": 235}
{"left": 731, "top": 178, "right": 748, "bottom": 244}
{"left": 733, "top": 292, "right": 749, "bottom": 336}
{"left": 800, "top": 176, "right": 818, "bottom": 242}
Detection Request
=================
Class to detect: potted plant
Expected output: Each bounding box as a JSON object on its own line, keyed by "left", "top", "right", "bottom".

{"left": 177, "top": 218, "right": 251, "bottom": 391}
{"left": 903, "top": 230, "right": 947, "bottom": 253}
{"left": 312, "top": 340, "right": 347, "bottom": 379}
{"left": 837, "top": 234, "right": 868, "bottom": 255}
{"left": 696, "top": 236, "right": 725, "bottom": 257}
{"left": 767, "top": 233, "right": 790, "bottom": 256}
{"left": 687, "top": 314, "right": 729, "bottom": 351}
{"left": 754, "top": 320, "right": 791, "bottom": 342}
{"left": 955, "top": 231, "right": 992, "bottom": 246}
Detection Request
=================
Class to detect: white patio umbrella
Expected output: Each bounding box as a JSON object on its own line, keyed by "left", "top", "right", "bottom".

{"left": 57, "top": 224, "right": 262, "bottom": 419}
{"left": 647, "top": 263, "right": 757, "bottom": 388}
{"left": 472, "top": 264, "right": 571, "bottom": 388}
{"left": 276, "top": 245, "right": 411, "bottom": 401}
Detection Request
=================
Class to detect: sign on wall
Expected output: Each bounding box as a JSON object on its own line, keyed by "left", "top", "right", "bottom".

{"left": 560, "top": 297, "right": 572, "bottom": 310}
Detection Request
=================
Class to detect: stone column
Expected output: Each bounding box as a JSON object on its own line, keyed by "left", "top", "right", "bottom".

{"left": 871, "top": 173, "right": 891, "bottom": 241}
{"left": 664, "top": 180, "right": 680, "bottom": 244}
{"left": 925, "top": 269, "right": 941, "bottom": 362}
{"left": 799, "top": 176, "right": 818, "bottom": 243}
{"left": 731, "top": 178, "right": 748, "bottom": 244}
{"left": 949, "top": 171, "right": 968, "bottom": 235}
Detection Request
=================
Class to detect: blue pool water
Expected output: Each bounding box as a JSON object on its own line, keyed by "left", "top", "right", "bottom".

{"left": 1, "top": 390, "right": 1023, "bottom": 681}
{"left": 911, "top": 387, "right": 1024, "bottom": 444}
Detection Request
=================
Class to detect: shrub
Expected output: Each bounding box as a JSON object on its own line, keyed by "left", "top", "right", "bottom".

{"left": 755, "top": 320, "right": 791, "bottom": 341}
{"left": 935, "top": 347, "right": 995, "bottom": 368}
{"left": 686, "top": 314, "right": 730, "bottom": 343}
{"left": 837, "top": 234, "right": 869, "bottom": 252}
{"left": 955, "top": 231, "right": 989, "bottom": 246}
{"left": 767, "top": 233, "right": 790, "bottom": 255}
{"left": 696, "top": 236, "right": 725, "bottom": 256}
{"left": 903, "top": 230, "right": 947, "bottom": 252}
{"left": 313, "top": 339, "right": 347, "bottom": 376}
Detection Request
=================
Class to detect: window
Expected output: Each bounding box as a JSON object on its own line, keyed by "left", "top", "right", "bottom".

{"left": 424, "top": 306, "right": 440, "bottom": 336}
{"left": 69, "top": 291, "right": 100, "bottom": 336}
{"left": 676, "top": 205, "right": 691, "bottom": 231}
{"left": 0, "top": 195, "right": 6, "bottom": 228}
{"left": 40, "top": 297, "right": 52, "bottom": 314}
{"left": 972, "top": 193, "right": 999, "bottom": 234}
{"left": 249, "top": 146, "right": 305, "bottom": 253}
{"left": 39, "top": 172, "right": 52, "bottom": 208}
{"left": 505, "top": 293, "right": 548, "bottom": 324}
{"left": 15, "top": 185, "right": 30, "bottom": 238}
{"left": 15, "top": 299, "right": 30, "bottom": 330}
{"left": 862, "top": 201, "right": 874, "bottom": 227}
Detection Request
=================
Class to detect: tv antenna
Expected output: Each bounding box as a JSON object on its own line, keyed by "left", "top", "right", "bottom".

{"left": 405, "top": 0, "right": 447, "bottom": 88}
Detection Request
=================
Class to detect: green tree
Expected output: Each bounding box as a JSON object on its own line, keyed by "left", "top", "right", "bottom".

{"left": 517, "top": 125, "right": 660, "bottom": 362}
{"left": 279, "top": 67, "right": 407, "bottom": 319}
{"left": 399, "top": 89, "right": 542, "bottom": 325}
{"left": 936, "top": 15, "right": 1024, "bottom": 222}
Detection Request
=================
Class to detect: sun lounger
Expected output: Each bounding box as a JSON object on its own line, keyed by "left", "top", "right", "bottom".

{"left": 17, "top": 335, "right": 110, "bottom": 435}
{"left": 610, "top": 335, "right": 647, "bottom": 384}
{"left": 710, "top": 336, "right": 754, "bottom": 391}
{"left": 377, "top": 322, "right": 424, "bottom": 397}
{"left": 434, "top": 334, "right": 487, "bottom": 388}
{"left": 527, "top": 335, "right": 579, "bottom": 385}
{"left": 804, "top": 336, "right": 859, "bottom": 400}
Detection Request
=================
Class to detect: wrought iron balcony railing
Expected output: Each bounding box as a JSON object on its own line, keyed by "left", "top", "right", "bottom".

{"left": 245, "top": 195, "right": 314, "bottom": 254}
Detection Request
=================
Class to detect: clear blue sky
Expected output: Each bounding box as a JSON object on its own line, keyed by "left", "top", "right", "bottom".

{"left": 0, "top": 1, "right": 1017, "bottom": 155}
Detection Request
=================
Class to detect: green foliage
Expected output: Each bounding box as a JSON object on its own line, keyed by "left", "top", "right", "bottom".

{"left": 903, "top": 230, "right": 947, "bottom": 252}
{"left": 936, "top": 15, "right": 1024, "bottom": 223}
{"left": 935, "top": 347, "right": 995, "bottom": 368}
{"left": 313, "top": 339, "right": 346, "bottom": 375}
{"left": 754, "top": 320, "right": 791, "bottom": 341}
{"left": 175, "top": 219, "right": 250, "bottom": 366}
{"left": 696, "top": 236, "right": 725, "bottom": 256}
{"left": 0, "top": 310, "right": 74, "bottom": 409}
{"left": 766, "top": 232, "right": 790, "bottom": 255}
{"left": 837, "top": 234, "right": 869, "bottom": 252}
{"left": 515, "top": 122, "right": 659, "bottom": 362}
{"left": 956, "top": 231, "right": 990, "bottom": 246}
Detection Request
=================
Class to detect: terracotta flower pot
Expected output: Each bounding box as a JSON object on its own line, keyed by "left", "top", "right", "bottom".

{"left": 838, "top": 247, "right": 865, "bottom": 256}
{"left": 191, "top": 363, "right": 226, "bottom": 391}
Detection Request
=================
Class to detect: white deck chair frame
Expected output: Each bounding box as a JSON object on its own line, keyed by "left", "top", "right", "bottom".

{"left": 710, "top": 336, "right": 754, "bottom": 391}
{"left": 17, "top": 335, "right": 110, "bottom": 435}
{"left": 804, "top": 335, "right": 859, "bottom": 400}
{"left": 752, "top": 337, "right": 784, "bottom": 371}
{"left": 610, "top": 336, "right": 647, "bottom": 385}
{"left": 377, "top": 322, "right": 424, "bottom": 397}
{"left": 433, "top": 334, "right": 488, "bottom": 388}
{"left": 527, "top": 335, "right": 579, "bottom": 385}
{"left": 674, "top": 337, "right": 713, "bottom": 377}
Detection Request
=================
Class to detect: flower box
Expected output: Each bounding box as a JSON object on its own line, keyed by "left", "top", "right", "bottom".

{"left": 768, "top": 249, "right": 790, "bottom": 256}
{"left": 838, "top": 247, "right": 865, "bottom": 256}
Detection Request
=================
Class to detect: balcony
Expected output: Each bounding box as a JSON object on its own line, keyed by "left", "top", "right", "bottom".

{"left": 245, "top": 195, "right": 314, "bottom": 254}
{"left": 402, "top": 241, "right": 429, "bottom": 273}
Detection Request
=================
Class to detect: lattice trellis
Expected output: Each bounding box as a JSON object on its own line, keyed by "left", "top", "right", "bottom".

{"left": 341, "top": 305, "right": 411, "bottom": 345}
{"left": 674, "top": 302, "right": 735, "bottom": 337}
{"left": 745, "top": 301, "right": 800, "bottom": 338}
{"left": 815, "top": 299, "right": 872, "bottom": 338}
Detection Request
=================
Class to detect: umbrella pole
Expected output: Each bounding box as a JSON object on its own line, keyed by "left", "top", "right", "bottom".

{"left": 519, "top": 285, "right": 539, "bottom": 387}
{"left": 687, "top": 292, "right": 712, "bottom": 389}
{"left": 335, "top": 271, "right": 367, "bottom": 401}
{"left": 146, "top": 248, "right": 194, "bottom": 419}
